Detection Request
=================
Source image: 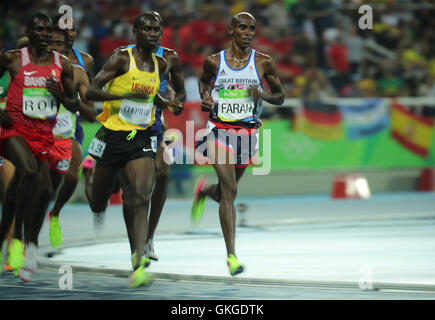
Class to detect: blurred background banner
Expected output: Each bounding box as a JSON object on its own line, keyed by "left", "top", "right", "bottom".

{"left": 391, "top": 100, "right": 434, "bottom": 157}
{"left": 340, "top": 98, "right": 390, "bottom": 140}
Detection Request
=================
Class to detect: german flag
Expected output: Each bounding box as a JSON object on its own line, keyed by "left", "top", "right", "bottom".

{"left": 391, "top": 101, "right": 434, "bottom": 157}
{"left": 294, "top": 101, "right": 344, "bottom": 140}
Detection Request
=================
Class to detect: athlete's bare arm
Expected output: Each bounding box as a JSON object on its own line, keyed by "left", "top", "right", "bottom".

{"left": 81, "top": 52, "right": 95, "bottom": 80}
{"left": 198, "top": 54, "right": 219, "bottom": 112}
{"left": 154, "top": 55, "right": 183, "bottom": 114}
{"left": 250, "top": 53, "right": 285, "bottom": 106}
{"left": 86, "top": 50, "right": 148, "bottom": 102}
{"left": 46, "top": 56, "right": 80, "bottom": 113}
{"left": 164, "top": 49, "right": 186, "bottom": 104}
{"left": 0, "top": 50, "right": 21, "bottom": 78}
{"left": 73, "top": 65, "right": 96, "bottom": 122}
{"left": 0, "top": 51, "right": 18, "bottom": 125}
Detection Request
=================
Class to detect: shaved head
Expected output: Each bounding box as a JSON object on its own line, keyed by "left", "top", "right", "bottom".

{"left": 231, "top": 12, "right": 255, "bottom": 27}
{"left": 146, "top": 11, "right": 163, "bottom": 24}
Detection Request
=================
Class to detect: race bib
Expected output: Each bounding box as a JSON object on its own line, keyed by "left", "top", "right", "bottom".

{"left": 88, "top": 138, "right": 106, "bottom": 158}
{"left": 23, "top": 88, "right": 57, "bottom": 119}
{"left": 56, "top": 158, "right": 71, "bottom": 172}
{"left": 217, "top": 89, "right": 255, "bottom": 122}
{"left": 119, "top": 98, "right": 154, "bottom": 127}
{"left": 53, "top": 111, "right": 74, "bottom": 137}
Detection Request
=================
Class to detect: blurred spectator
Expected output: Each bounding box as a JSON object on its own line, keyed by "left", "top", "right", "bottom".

{"left": 377, "top": 63, "right": 406, "bottom": 98}
{"left": 326, "top": 34, "right": 350, "bottom": 95}
{"left": 357, "top": 67, "right": 378, "bottom": 98}
{"left": 342, "top": 25, "right": 365, "bottom": 76}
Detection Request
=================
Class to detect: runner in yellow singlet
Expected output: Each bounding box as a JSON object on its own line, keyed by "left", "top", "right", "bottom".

{"left": 85, "top": 13, "right": 182, "bottom": 288}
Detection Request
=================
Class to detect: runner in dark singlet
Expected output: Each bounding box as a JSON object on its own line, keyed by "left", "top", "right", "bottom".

{"left": 47, "top": 16, "right": 96, "bottom": 242}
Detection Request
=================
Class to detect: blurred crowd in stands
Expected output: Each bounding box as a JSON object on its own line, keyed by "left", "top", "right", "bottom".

{"left": 2, "top": 0, "right": 435, "bottom": 110}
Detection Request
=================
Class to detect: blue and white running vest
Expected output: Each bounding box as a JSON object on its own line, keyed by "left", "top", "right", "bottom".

{"left": 211, "top": 49, "right": 263, "bottom": 129}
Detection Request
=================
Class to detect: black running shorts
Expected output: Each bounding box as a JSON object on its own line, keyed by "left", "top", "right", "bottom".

{"left": 88, "top": 126, "right": 157, "bottom": 167}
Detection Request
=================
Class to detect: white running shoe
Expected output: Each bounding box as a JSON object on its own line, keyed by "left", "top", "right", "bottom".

{"left": 144, "top": 240, "right": 158, "bottom": 261}
{"left": 19, "top": 243, "right": 37, "bottom": 282}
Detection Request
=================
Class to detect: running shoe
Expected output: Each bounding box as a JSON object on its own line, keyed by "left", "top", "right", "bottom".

{"left": 227, "top": 254, "right": 244, "bottom": 276}
{"left": 7, "top": 239, "right": 25, "bottom": 272}
{"left": 128, "top": 256, "right": 153, "bottom": 288}
{"left": 131, "top": 251, "right": 150, "bottom": 269}
{"left": 18, "top": 243, "right": 37, "bottom": 282}
{"left": 190, "top": 176, "right": 208, "bottom": 224}
{"left": 144, "top": 240, "right": 158, "bottom": 261}
{"left": 49, "top": 214, "right": 63, "bottom": 249}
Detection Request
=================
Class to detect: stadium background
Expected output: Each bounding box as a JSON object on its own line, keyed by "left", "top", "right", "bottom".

{"left": 1, "top": 0, "right": 435, "bottom": 199}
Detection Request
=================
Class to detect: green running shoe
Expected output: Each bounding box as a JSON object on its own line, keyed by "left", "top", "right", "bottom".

{"left": 191, "top": 176, "right": 208, "bottom": 225}
{"left": 227, "top": 254, "right": 244, "bottom": 276}
{"left": 8, "top": 239, "right": 25, "bottom": 272}
{"left": 128, "top": 257, "right": 153, "bottom": 288}
{"left": 49, "top": 215, "right": 63, "bottom": 249}
{"left": 131, "top": 251, "right": 150, "bottom": 269}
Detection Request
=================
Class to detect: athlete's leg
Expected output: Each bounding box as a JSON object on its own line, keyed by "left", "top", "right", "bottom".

{"left": 25, "top": 161, "right": 54, "bottom": 246}
{"left": 0, "top": 159, "right": 15, "bottom": 199}
{"left": 146, "top": 144, "right": 170, "bottom": 242}
{"left": 199, "top": 163, "right": 246, "bottom": 203}
{"left": 50, "top": 139, "right": 82, "bottom": 217}
{"left": 85, "top": 163, "right": 121, "bottom": 214}
{"left": 118, "top": 157, "right": 155, "bottom": 269}
{"left": 2, "top": 136, "right": 40, "bottom": 243}
{"left": 208, "top": 139, "right": 239, "bottom": 256}
{"left": 0, "top": 169, "right": 19, "bottom": 246}
{"left": 121, "top": 187, "right": 135, "bottom": 255}
{"left": 47, "top": 169, "right": 65, "bottom": 249}
{"left": 1, "top": 160, "right": 16, "bottom": 244}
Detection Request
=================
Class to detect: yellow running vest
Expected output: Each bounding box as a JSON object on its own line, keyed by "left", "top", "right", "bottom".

{"left": 97, "top": 47, "right": 160, "bottom": 131}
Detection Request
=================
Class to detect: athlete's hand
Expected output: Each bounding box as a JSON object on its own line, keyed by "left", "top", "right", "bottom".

{"left": 0, "top": 109, "right": 12, "bottom": 127}
{"left": 125, "top": 92, "right": 149, "bottom": 100}
{"left": 201, "top": 94, "right": 214, "bottom": 112}
{"left": 46, "top": 77, "right": 63, "bottom": 100}
{"left": 248, "top": 86, "right": 262, "bottom": 103}
{"left": 167, "top": 99, "right": 183, "bottom": 115}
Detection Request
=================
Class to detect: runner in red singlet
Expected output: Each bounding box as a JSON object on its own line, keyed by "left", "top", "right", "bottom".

{"left": 0, "top": 13, "right": 79, "bottom": 281}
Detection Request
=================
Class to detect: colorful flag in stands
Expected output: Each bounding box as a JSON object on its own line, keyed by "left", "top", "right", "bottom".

{"left": 294, "top": 101, "right": 343, "bottom": 140}
{"left": 391, "top": 101, "right": 434, "bottom": 157}
{"left": 340, "top": 99, "right": 390, "bottom": 140}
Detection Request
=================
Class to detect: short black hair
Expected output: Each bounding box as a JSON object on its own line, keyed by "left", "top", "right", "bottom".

{"left": 27, "top": 12, "right": 52, "bottom": 29}
{"left": 51, "top": 13, "right": 76, "bottom": 31}
{"left": 133, "top": 13, "right": 160, "bottom": 29}
{"left": 51, "top": 14, "right": 69, "bottom": 37}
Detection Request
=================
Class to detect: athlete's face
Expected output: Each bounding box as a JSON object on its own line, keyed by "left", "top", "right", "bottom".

{"left": 49, "top": 31, "right": 66, "bottom": 54}
{"left": 65, "top": 25, "right": 77, "bottom": 49}
{"left": 27, "top": 18, "right": 53, "bottom": 50}
{"left": 230, "top": 16, "right": 256, "bottom": 49}
{"left": 134, "top": 17, "right": 161, "bottom": 49}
